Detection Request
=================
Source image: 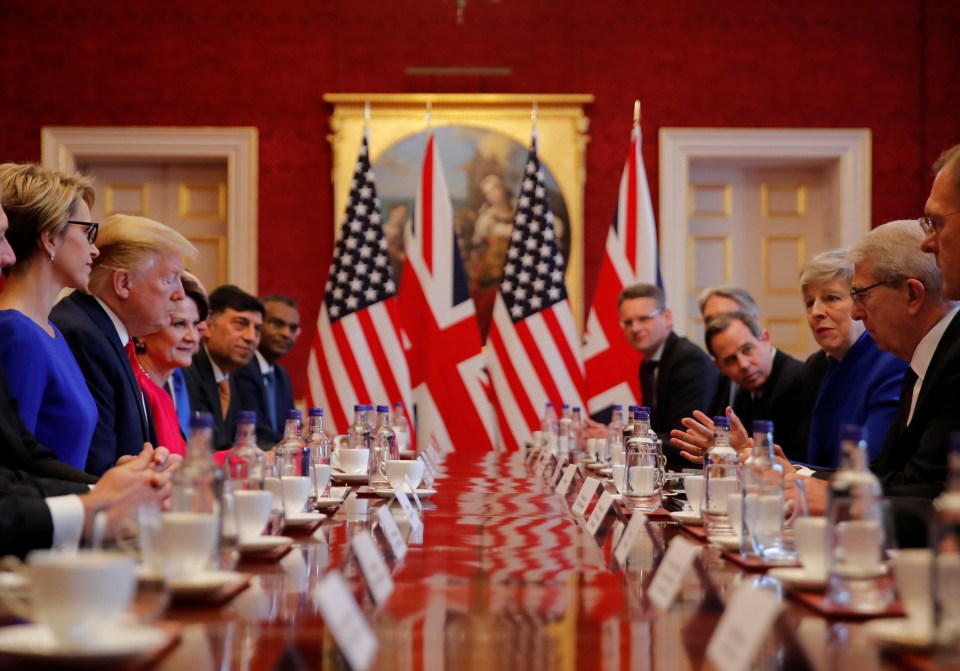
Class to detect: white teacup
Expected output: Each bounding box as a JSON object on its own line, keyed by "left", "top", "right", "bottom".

{"left": 280, "top": 475, "right": 311, "bottom": 514}
{"left": 794, "top": 516, "right": 828, "bottom": 580}
{"left": 234, "top": 489, "right": 273, "bottom": 541}
{"left": 27, "top": 550, "right": 136, "bottom": 649}
{"left": 894, "top": 548, "right": 934, "bottom": 636}
{"left": 335, "top": 447, "right": 369, "bottom": 475}
{"left": 160, "top": 511, "right": 218, "bottom": 580}
{"left": 726, "top": 492, "right": 743, "bottom": 540}
{"left": 385, "top": 460, "right": 425, "bottom": 491}
{"left": 611, "top": 464, "right": 626, "bottom": 495}
{"left": 684, "top": 475, "right": 704, "bottom": 516}
{"left": 313, "top": 463, "right": 332, "bottom": 494}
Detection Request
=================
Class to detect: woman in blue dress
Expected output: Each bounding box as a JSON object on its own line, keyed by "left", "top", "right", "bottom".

{"left": 799, "top": 249, "right": 908, "bottom": 468}
{"left": 0, "top": 163, "right": 99, "bottom": 469}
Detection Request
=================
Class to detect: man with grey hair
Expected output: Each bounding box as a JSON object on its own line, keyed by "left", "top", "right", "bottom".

{"left": 801, "top": 220, "right": 960, "bottom": 518}
{"left": 616, "top": 283, "right": 719, "bottom": 468}
{"left": 921, "top": 143, "right": 960, "bottom": 300}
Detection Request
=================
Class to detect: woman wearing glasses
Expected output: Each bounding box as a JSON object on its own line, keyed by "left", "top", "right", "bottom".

{"left": 799, "top": 249, "right": 908, "bottom": 468}
{"left": 0, "top": 163, "right": 99, "bottom": 470}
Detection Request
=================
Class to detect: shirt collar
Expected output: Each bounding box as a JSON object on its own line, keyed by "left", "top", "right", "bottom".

{"left": 910, "top": 306, "right": 960, "bottom": 382}
{"left": 203, "top": 343, "right": 228, "bottom": 383}
{"left": 649, "top": 340, "right": 667, "bottom": 363}
{"left": 255, "top": 349, "right": 273, "bottom": 375}
{"left": 93, "top": 296, "right": 130, "bottom": 346}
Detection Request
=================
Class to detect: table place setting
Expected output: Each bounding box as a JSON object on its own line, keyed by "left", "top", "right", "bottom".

{"left": 316, "top": 486, "right": 352, "bottom": 509}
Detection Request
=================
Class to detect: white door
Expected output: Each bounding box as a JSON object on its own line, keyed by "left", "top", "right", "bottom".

{"left": 685, "top": 160, "right": 838, "bottom": 360}
{"left": 76, "top": 160, "right": 229, "bottom": 293}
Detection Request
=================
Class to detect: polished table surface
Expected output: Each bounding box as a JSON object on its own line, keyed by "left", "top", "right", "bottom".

{"left": 48, "top": 452, "right": 953, "bottom": 669}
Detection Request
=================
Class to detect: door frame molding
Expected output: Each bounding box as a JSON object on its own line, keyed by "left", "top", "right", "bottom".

{"left": 41, "top": 126, "right": 259, "bottom": 292}
{"left": 658, "top": 127, "right": 871, "bottom": 335}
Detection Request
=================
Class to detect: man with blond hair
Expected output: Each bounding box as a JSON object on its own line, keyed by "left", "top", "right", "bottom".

{"left": 52, "top": 214, "right": 197, "bottom": 475}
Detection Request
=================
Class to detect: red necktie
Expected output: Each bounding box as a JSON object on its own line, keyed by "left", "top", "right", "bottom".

{"left": 124, "top": 339, "right": 144, "bottom": 392}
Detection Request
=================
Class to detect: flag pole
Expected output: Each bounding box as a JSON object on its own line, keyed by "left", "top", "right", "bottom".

{"left": 531, "top": 101, "right": 539, "bottom": 143}
{"left": 633, "top": 99, "right": 641, "bottom": 136}
{"left": 426, "top": 101, "right": 433, "bottom": 129}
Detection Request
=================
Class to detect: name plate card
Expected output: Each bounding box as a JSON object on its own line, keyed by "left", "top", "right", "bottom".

{"left": 351, "top": 532, "right": 394, "bottom": 607}
{"left": 376, "top": 505, "right": 407, "bottom": 561}
{"left": 314, "top": 571, "right": 378, "bottom": 671}
{"left": 535, "top": 451, "right": 554, "bottom": 478}
{"left": 706, "top": 582, "right": 781, "bottom": 671}
{"left": 585, "top": 491, "right": 617, "bottom": 536}
{"left": 418, "top": 456, "right": 436, "bottom": 489}
{"left": 525, "top": 444, "right": 540, "bottom": 463}
{"left": 392, "top": 478, "right": 422, "bottom": 532}
{"left": 552, "top": 455, "right": 569, "bottom": 486}
{"left": 555, "top": 464, "right": 578, "bottom": 495}
{"left": 571, "top": 476, "right": 600, "bottom": 519}
{"left": 613, "top": 510, "right": 649, "bottom": 567}
{"left": 648, "top": 536, "right": 700, "bottom": 611}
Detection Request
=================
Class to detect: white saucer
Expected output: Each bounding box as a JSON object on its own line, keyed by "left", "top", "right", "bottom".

{"left": 284, "top": 511, "right": 327, "bottom": 527}
{"left": 169, "top": 569, "right": 247, "bottom": 594}
{"left": 316, "top": 486, "right": 350, "bottom": 508}
{"left": 598, "top": 467, "right": 612, "bottom": 476}
{"left": 668, "top": 510, "right": 703, "bottom": 525}
{"left": 0, "top": 623, "right": 170, "bottom": 662}
{"left": 371, "top": 486, "right": 438, "bottom": 500}
{"left": 586, "top": 463, "right": 606, "bottom": 471}
{"left": 767, "top": 567, "right": 827, "bottom": 591}
{"left": 708, "top": 534, "right": 741, "bottom": 551}
{"left": 331, "top": 472, "right": 369, "bottom": 484}
{"left": 239, "top": 535, "right": 294, "bottom": 553}
{"left": 863, "top": 618, "right": 933, "bottom": 651}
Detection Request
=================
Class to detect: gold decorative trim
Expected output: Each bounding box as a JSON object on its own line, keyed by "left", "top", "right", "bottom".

{"left": 761, "top": 182, "right": 807, "bottom": 218}
{"left": 763, "top": 317, "right": 805, "bottom": 350}
{"left": 186, "top": 234, "right": 227, "bottom": 286}
{"left": 761, "top": 235, "right": 806, "bottom": 295}
{"left": 104, "top": 183, "right": 148, "bottom": 217}
{"left": 324, "top": 93, "right": 591, "bottom": 332}
{"left": 687, "top": 183, "right": 732, "bottom": 218}
{"left": 687, "top": 235, "right": 732, "bottom": 290}
{"left": 178, "top": 183, "right": 227, "bottom": 219}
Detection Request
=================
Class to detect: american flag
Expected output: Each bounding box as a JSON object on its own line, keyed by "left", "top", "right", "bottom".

{"left": 305, "top": 132, "right": 413, "bottom": 433}
{"left": 582, "top": 123, "right": 660, "bottom": 416}
{"left": 485, "top": 135, "right": 586, "bottom": 450}
{"left": 398, "top": 133, "right": 495, "bottom": 454}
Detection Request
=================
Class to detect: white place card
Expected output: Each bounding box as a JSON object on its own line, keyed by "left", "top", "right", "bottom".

{"left": 647, "top": 535, "right": 700, "bottom": 611}
{"left": 418, "top": 456, "right": 435, "bottom": 488}
{"left": 585, "top": 491, "right": 617, "bottom": 535}
{"left": 351, "top": 532, "right": 394, "bottom": 607}
{"left": 535, "top": 452, "right": 554, "bottom": 478}
{"left": 555, "top": 464, "right": 578, "bottom": 495}
{"left": 401, "top": 475, "right": 423, "bottom": 513}
{"left": 571, "top": 476, "right": 600, "bottom": 519}
{"left": 314, "top": 571, "right": 378, "bottom": 671}
{"left": 525, "top": 445, "right": 540, "bottom": 463}
{"left": 552, "top": 455, "right": 569, "bottom": 485}
{"left": 613, "top": 510, "right": 649, "bottom": 567}
{"left": 392, "top": 479, "right": 422, "bottom": 532}
{"left": 376, "top": 505, "right": 407, "bottom": 561}
{"left": 706, "top": 581, "right": 781, "bottom": 671}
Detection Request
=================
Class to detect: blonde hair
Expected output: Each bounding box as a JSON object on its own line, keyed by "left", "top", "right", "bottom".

{"left": 88, "top": 214, "right": 197, "bottom": 294}
{"left": 0, "top": 163, "right": 95, "bottom": 265}
{"left": 800, "top": 248, "right": 853, "bottom": 293}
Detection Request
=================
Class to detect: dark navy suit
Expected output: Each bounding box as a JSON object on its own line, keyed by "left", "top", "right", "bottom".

{"left": 233, "top": 356, "right": 294, "bottom": 449}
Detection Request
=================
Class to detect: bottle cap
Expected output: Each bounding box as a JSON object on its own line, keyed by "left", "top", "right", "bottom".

{"left": 394, "top": 401, "right": 403, "bottom": 408}
{"left": 376, "top": 404, "right": 390, "bottom": 413}
{"left": 613, "top": 404, "right": 623, "bottom": 410}
{"left": 838, "top": 424, "right": 866, "bottom": 443}
{"left": 286, "top": 409, "right": 302, "bottom": 420}
{"left": 636, "top": 408, "right": 650, "bottom": 420}
{"left": 354, "top": 404, "right": 364, "bottom": 411}
{"left": 572, "top": 406, "right": 580, "bottom": 412}
{"left": 545, "top": 401, "right": 554, "bottom": 408}
{"left": 308, "top": 407, "right": 323, "bottom": 417}
{"left": 238, "top": 410, "right": 256, "bottom": 424}
{"left": 190, "top": 412, "right": 214, "bottom": 429}
{"left": 562, "top": 403, "right": 570, "bottom": 409}
{"left": 713, "top": 416, "right": 730, "bottom": 428}
{"left": 752, "top": 419, "right": 773, "bottom": 433}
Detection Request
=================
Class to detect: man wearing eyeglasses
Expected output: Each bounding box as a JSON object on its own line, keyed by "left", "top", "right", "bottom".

{"left": 234, "top": 294, "right": 300, "bottom": 448}
{"left": 921, "top": 144, "right": 960, "bottom": 300}
{"left": 615, "top": 283, "right": 719, "bottom": 468}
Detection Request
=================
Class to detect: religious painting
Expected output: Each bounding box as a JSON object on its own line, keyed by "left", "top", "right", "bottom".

{"left": 324, "top": 93, "right": 592, "bottom": 338}
{"left": 373, "top": 126, "right": 571, "bottom": 338}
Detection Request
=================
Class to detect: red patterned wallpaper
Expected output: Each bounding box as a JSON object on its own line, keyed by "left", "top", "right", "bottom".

{"left": 1, "top": 0, "right": 958, "bottom": 397}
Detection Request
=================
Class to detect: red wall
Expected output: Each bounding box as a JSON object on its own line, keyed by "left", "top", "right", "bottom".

{"left": 2, "top": 0, "right": 958, "bottom": 397}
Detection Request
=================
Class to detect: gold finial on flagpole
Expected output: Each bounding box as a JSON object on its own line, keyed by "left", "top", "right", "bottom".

{"left": 531, "top": 101, "right": 539, "bottom": 142}
{"left": 633, "top": 99, "right": 641, "bottom": 127}
{"left": 426, "top": 101, "right": 433, "bottom": 129}
{"left": 363, "top": 101, "right": 371, "bottom": 129}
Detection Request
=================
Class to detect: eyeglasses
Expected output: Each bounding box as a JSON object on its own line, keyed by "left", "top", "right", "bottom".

{"left": 67, "top": 220, "right": 99, "bottom": 244}
{"left": 918, "top": 210, "right": 960, "bottom": 237}
{"left": 849, "top": 278, "right": 894, "bottom": 306}
{"left": 620, "top": 307, "right": 664, "bottom": 328}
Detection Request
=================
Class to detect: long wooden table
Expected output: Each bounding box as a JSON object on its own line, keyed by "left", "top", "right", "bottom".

{"left": 51, "top": 452, "right": 950, "bottom": 669}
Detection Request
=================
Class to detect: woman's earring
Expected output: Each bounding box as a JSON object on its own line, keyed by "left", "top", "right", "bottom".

{"left": 49, "top": 253, "right": 55, "bottom": 265}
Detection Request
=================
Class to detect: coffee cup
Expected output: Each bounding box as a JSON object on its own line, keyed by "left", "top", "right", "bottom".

{"left": 280, "top": 475, "right": 311, "bottom": 514}
{"left": 385, "top": 459, "right": 425, "bottom": 491}
{"left": 234, "top": 489, "right": 273, "bottom": 541}
{"left": 313, "top": 463, "right": 332, "bottom": 494}
{"left": 684, "top": 475, "right": 704, "bottom": 516}
{"left": 794, "top": 516, "right": 828, "bottom": 580}
{"left": 611, "top": 464, "right": 626, "bottom": 495}
{"left": 336, "top": 447, "right": 369, "bottom": 475}
{"left": 26, "top": 550, "right": 136, "bottom": 649}
{"left": 159, "top": 511, "right": 218, "bottom": 580}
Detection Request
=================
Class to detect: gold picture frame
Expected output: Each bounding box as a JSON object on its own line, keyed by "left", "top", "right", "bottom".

{"left": 324, "top": 93, "right": 592, "bottom": 337}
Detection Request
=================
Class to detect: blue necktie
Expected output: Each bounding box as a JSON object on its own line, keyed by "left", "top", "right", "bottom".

{"left": 169, "top": 368, "right": 191, "bottom": 437}
{"left": 264, "top": 369, "right": 277, "bottom": 433}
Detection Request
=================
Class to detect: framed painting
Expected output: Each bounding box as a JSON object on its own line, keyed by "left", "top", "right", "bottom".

{"left": 324, "top": 93, "right": 592, "bottom": 339}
